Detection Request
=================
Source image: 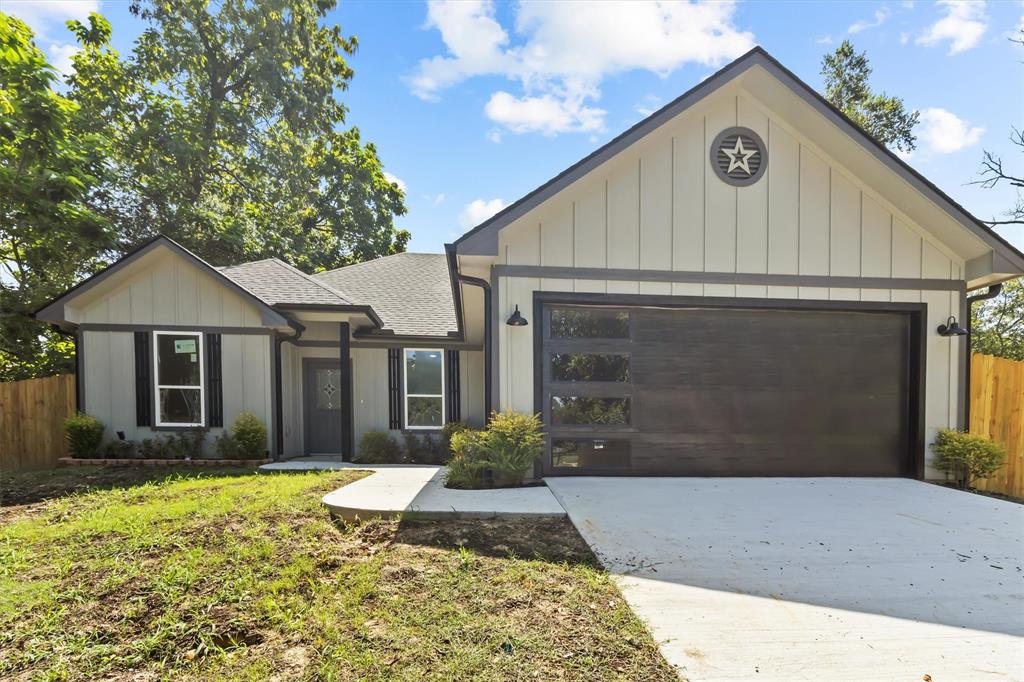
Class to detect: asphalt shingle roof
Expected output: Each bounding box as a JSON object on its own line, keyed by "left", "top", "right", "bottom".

{"left": 314, "top": 253, "right": 457, "bottom": 337}
{"left": 219, "top": 259, "right": 352, "bottom": 307}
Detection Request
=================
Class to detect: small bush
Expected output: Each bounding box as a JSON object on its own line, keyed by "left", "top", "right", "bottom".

{"left": 355, "top": 430, "right": 404, "bottom": 464}
{"left": 230, "top": 412, "right": 267, "bottom": 460}
{"left": 931, "top": 428, "right": 1007, "bottom": 488}
{"left": 100, "top": 439, "right": 135, "bottom": 459}
{"left": 441, "top": 421, "right": 471, "bottom": 455}
{"left": 444, "top": 411, "right": 544, "bottom": 489}
{"left": 164, "top": 429, "right": 206, "bottom": 459}
{"left": 403, "top": 431, "right": 446, "bottom": 464}
{"left": 63, "top": 413, "right": 104, "bottom": 459}
{"left": 214, "top": 433, "right": 239, "bottom": 459}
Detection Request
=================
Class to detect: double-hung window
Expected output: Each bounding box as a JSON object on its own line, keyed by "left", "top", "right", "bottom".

{"left": 404, "top": 349, "right": 444, "bottom": 429}
{"left": 154, "top": 331, "right": 204, "bottom": 426}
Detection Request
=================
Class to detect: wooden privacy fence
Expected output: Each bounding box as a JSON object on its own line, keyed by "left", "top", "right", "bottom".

{"left": 970, "top": 353, "right": 1024, "bottom": 498}
{"left": 1, "top": 374, "right": 76, "bottom": 471}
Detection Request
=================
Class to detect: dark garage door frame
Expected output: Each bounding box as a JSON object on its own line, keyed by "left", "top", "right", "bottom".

{"left": 532, "top": 291, "right": 927, "bottom": 479}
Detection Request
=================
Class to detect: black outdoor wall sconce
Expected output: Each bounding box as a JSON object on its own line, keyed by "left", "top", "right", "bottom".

{"left": 937, "top": 315, "right": 968, "bottom": 337}
{"left": 506, "top": 305, "right": 528, "bottom": 326}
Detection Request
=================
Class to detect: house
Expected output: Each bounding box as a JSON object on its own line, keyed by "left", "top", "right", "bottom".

{"left": 37, "top": 47, "right": 1024, "bottom": 479}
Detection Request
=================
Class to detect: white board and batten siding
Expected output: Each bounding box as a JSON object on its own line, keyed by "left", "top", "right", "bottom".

{"left": 77, "top": 252, "right": 273, "bottom": 452}
{"left": 495, "top": 84, "right": 965, "bottom": 478}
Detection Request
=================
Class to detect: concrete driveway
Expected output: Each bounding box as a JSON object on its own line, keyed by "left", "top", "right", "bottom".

{"left": 545, "top": 478, "right": 1024, "bottom": 681}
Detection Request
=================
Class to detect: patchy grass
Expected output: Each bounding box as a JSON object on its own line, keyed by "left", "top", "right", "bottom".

{"left": 0, "top": 467, "right": 675, "bottom": 681}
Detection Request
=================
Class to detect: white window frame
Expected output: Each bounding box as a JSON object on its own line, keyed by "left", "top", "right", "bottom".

{"left": 403, "top": 348, "right": 444, "bottom": 430}
{"left": 153, "top": 330, "right": 205, "bottom": 427}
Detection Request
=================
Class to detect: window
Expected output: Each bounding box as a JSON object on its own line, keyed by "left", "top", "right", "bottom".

{"left": 552, "top": 439, "right": 631, "bottom": 469}
{"left": 551, "top": 396, "right": 631, "bottom": 426}
{"left": 550, "top": 308, "right": 630, "bottom": 338}
{"left": 404, "top": 349, "right": 444, "bottom": 429}
{"left": 154, "top": 331, "right": 204, "bottom": 426}
{"left": 551, "top": 353, "right": 630, "bottom": 382}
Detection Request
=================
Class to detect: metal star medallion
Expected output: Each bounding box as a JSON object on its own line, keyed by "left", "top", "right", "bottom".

{"left": 723, "top": 136, "right": 758, "bottom": 176}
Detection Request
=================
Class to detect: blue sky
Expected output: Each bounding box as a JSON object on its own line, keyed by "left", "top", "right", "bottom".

{"left": 9, "top": 0, "right": 1024, "bottom": 254}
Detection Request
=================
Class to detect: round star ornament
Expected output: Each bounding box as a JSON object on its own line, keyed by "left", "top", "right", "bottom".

{"left": 710, "top": 127, "right": 767, "bottom": 186}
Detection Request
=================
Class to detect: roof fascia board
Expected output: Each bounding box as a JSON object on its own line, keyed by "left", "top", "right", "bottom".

{"left": 453, "top": 47, "right": 1024, "bottom": 275}
{"left": 35, "top": 235, "right": 289, "bottom": 327}
{"left": 274, "top": 303, "right": 384, "bottom": 328}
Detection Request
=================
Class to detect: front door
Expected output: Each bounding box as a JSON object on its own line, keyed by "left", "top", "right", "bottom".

{"left": 304, "top": 359, "right": 343, "bottom": 454}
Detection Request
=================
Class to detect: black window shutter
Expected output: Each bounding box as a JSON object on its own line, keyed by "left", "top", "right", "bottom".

{"left": 134, "top": 331, "right": 152, "bottom": 426}
{"left": 445, "top": 350, "right": 461, "bottom": 423}
{"left": 387, "top": 348, "right": 403, "bottom": 429}
{"left": 206, "top": 333, "right": 223, "bottom": 427}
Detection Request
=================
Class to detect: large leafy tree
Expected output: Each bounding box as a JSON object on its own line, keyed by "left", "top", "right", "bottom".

{"left": 0, "top": 13, "right": 113, "bottom": 381}
{"left": 821, "top": 40, "right": 919, "bottom": 153}
{"left": 68, "top": 0, "right": 408, "bottom": 271}
{"left": 972, "top": 279, "right": 1024, "bottom": 361}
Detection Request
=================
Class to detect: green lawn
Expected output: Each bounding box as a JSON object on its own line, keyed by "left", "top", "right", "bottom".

{"left": 0, "top": 466, "right": 675, "bottom": 681}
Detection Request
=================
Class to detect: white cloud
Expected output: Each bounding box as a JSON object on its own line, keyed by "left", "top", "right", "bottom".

{"left": 459, "top": 198, "right": 507, "bottom": 230}
{"left": 635, "top": 94, "right": 662, "bottom": 117}
{"left": 4, "top": 1, "right": 100, "bottom": 77}
{"left": 918, "top": 107, "right": 984, "bottom": 153}
{"left": 916, "top": 0, "right": 988, "bottom": 54}
{"left": 383, "top": 172, "right": 407, "bottom": 193}
{"left": 486, "top": 128, "right": 503, "bottom": 144}
{"left": 485, "top": 91, "right": 605, "bottom": 135}
{"left": 46, "top": 41, "right": 78, "bottom": 76}
{"left": 410, "top": 0, "right": 755, "bottom": 135}
{"left": 816, "top": 35, "right": 834, "bottom": 45}
{"left": 849, "top": 7, "right": 892, "bottom": 34}
{"left": 4, "top": 0, "right": 99, "bottom": 35}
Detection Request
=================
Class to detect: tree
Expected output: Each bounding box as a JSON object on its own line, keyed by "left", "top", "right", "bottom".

{"left": 821, "top": 40, "right": 919, "bottom": 153}
{"left": 972, "top": 29, "right": 1023, "bottom": 228}
{"left": 0, "top": 13, "right": 114, "bottom": 381}
{"left": 67, "top": 0, "right": 408, "bottom": 270}
{"left": 971, "top": 279, "right": 1024, "bottom": 361}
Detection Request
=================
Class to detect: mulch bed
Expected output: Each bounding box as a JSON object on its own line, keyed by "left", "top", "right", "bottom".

{"left": 58, "top": 457, "right": 270, "bottom": 467}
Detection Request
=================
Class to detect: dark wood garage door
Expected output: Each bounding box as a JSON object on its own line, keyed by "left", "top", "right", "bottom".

{"left": 538, "top": 300, "right": 921, "bottom": 477}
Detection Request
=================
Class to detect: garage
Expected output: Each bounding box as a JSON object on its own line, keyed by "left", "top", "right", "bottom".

{"left": 537, "top": 295, "right": 924, "bottom": 477}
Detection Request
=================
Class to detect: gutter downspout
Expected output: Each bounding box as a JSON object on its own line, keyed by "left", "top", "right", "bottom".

{"left": 964, "top": 284, "right": 1002, "bottom": 431}
{"left": 445, "top": 244, "right": 492, "bottom": 419}
{"left": 273, "top": 319, "right": 305, "bottom": 460}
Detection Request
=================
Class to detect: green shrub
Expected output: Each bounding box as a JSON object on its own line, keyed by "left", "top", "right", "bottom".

{"left": 444, "top": 411, "right": 544, "bottom": 489}
{"left": 441, "top": 421, "right": 471, "bottom": 455}
{"left": 165, "top": 429, "right": 206, "bottom": 459}
{"left": 403, "top": 431, "right": 446, "bottom": 464}
{"left": 63, "top": 413, "right": 104, "bottom": 459}
{"left": 100, "top": 439, "right": 135, "bottom": 459}
{"left": 214, "top": 433, "right": 239, "bottom": 459}
{"left": 230, "top": 412, "right": 267, "bottom": 460}
{"left": 355, "top": 430, "right": 404, "bottom": 464}
{"left": 931, "top": 428, "right": 1007, "bottom": 488}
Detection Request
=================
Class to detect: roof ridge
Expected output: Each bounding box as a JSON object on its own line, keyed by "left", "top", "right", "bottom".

{"left": 314, "top": 251, "right": 441, "bottom": 278}
{"left": 219, "top": 257, "right": 277, "bottom": 271}
{"left": 267, "top": 257, "right": 356, "bottom": 304}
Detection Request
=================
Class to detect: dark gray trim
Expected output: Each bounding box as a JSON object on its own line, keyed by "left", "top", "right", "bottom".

{"left": 493, "top": 265, "right": 965, "bottom": 292}
{"left": 491, "top": 268, "right": 501, "bottom": 414}
{"left": 78, "top": 323, "right": 274, "bottom": 335}
{"left": 74, "top": 329, "right": 83, "bottom": 413}
{"left": 291, "top": 339, "right": 482, "bottom": 351}
{"left": 965, "top": 284, "right": 1004, "bottom": 436}
{"left": 273, "top": 320, "right": 305, "bottom": 459}
{"left": 34, "top": 235, "right": 290, "bottom": 326}
{"left": 532, "top": 290, "right": 928, "bottom": 479}
{"left": 446, "top": 242, "right": 494, "bottom": 418}
{"left": 453, "top": 47, "right": 1024, "bottom": 276}
{"left": 275, "top": 303, "right": 384, "bottom": 329}
{"left": 339, "top": 322, "right": 354, "bottom": 461}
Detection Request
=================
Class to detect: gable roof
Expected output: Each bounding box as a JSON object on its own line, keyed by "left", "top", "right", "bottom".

{"left": 451, "top": 46, "right": 1024, "bottom": 277}
{"left": 219, "top": 258, "right": 352, "bottom": 307}
{"left": 35, "top": 235, "right": 290, "bottom": 327}
{"left": 314, "top": 252, "right": 458, "bottom": 337}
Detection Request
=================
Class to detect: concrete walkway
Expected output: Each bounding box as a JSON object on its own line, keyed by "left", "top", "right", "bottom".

{"left": 547, "top": 477, "right": 1024, "bottom": 682}
{"left": 262, "top": 459, "right": 566, "bottom": 521}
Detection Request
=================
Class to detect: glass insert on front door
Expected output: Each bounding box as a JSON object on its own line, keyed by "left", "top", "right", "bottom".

{"left": 315, "top": 368, "right": 342, "bottom": 410}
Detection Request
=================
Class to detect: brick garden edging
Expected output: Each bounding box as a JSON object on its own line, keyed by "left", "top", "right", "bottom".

{"left": 58, "top": 457, "right": 271, "bottom": 467}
